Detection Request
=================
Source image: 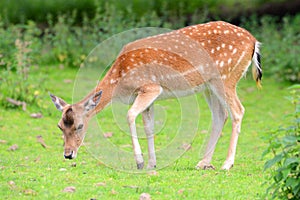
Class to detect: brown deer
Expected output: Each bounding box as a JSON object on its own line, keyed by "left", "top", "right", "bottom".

{"left": 50, "top": 21, "right": 262, "bottom": 170}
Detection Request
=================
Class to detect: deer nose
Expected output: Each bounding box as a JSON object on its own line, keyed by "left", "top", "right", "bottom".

{"left": 64, "top": 151, "right": 73, "bottom": 159}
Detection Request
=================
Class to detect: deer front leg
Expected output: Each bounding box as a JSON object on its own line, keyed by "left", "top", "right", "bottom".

{"left": 142, "top": 105, "right": 156, "bottom": 169}
{"left": 127, "top": 111, "right": 144, "bottom": 169}
{"left": 127, "top": 84, "right": 162, "bottom": 169}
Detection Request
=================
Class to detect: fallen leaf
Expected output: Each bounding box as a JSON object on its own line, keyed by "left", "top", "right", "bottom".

{"left": 23, "top": 189, "right": 37, "bottom": 195}
{"left": 59, "top": 168, "right": 67, "bottom": 171}
{"left": 95, "top": 182, "right": 106, "bottom": 187}
{"left": 123, "top": 185, "right": 138, "bottom": 189}
{"left": 30, "top": 113, "right": 43, "bottom": 118}
{"left": 8, "top": 181, "right": 16, "bottom": 189}
{"left": 139, "top": 193, "right": 151, "bottom": 200}
{"left": 103, "top": 132, "right": 113, "bottom": 138}
{"left": 181, "top": 143, "right": 192, "bottom": 151}
{"left": 64, "top": 79, "right": 72, "bottom": 83}
{"left": 8, "top": 144, "right": 18, "bottom": 151}
{"left": 178, "top": 189, "right": 185, "bottom": 194}
{"left": 62, "top": 186, "right": 76, "bottom": 193}
{"left": 36, "top": 135, "right": 47, "bottom": 148}
{"left": 0, "top": 139, "right": 7, "bottom": 144}
{"left": 111, "top": 189, "right": 118, "bottom": 195}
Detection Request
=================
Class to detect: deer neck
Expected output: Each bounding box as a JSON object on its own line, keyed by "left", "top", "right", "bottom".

{"left": 79, "top": 72, "right": 118, "bottom": 118}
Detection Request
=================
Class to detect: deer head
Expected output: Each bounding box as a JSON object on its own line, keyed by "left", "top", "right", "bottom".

{"left": 50, "top": 91, "right": 102, "bottom": 159}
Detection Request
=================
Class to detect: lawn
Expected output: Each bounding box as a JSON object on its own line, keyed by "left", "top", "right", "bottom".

{"left": 0, "top": 64, "right": 293, "bottom": 199}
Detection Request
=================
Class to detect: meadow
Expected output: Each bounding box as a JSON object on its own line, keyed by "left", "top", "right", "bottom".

{"left": 0, "top": 1, "right": 299, "bottom": 199}
{"left": 0, "top": 67, "right": 294, "bottom": 199}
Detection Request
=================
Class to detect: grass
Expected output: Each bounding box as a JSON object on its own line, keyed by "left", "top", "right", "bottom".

{"left": 0, "top": 65, "right": 293, "bottom": 199}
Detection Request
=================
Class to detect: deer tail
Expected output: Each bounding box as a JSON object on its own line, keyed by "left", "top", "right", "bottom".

{"left": 252, "top": 41, "right": 262, "bottom": 88}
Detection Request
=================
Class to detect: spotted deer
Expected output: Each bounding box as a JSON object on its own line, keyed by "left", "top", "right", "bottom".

{"left": 50, "top": 21, "right": 262, "bottom": 170}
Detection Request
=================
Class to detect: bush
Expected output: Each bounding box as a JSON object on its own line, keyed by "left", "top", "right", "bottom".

{"left": 263, "top": 84, "right": 300, "bottom": 199}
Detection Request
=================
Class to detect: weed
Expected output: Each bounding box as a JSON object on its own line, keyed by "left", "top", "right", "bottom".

{"left": 0, "top": 38, "right": 40, "bottom": 107}
{"left": 263, "top": 85, "right": 300, "bottom": 199}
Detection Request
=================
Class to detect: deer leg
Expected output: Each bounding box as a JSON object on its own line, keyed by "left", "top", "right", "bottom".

{"left": 142, "top": 105, "right": 156, "bottom": 169}
{"left": 127, "top": 84, "right": 162, "bottom": 169}
{"left": 221, "top": 88, "right": 244, "bottom": 170}
{"left": 196, "top": 90, "right": 228, "bottom": 170}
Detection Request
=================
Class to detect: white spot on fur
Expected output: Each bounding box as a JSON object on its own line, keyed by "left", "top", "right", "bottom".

{"left": 216, "top": 46, "right": 220, "bottom": 51}
{"left": 151, "top": 75, "right": 156, "bottom": 82}
{"left": 228, "top": 58, "right": 232, "bottom": 64}
{"left": 221, "top": 43, "right": 226, "bottom": 48}
{"left": 232, "top": 48, "right": 237, "bottom": 54}
{"left": 211, "top": 49, "right": 215, "bottom": 54}
{"left": 110, "top": 79, "right": 116, "bottom": 84}
{"left": 220, "top": 61, "right": 224, "bottom": 67}
{"left": 229, "top": 45, "right": 233, "bottom": 50}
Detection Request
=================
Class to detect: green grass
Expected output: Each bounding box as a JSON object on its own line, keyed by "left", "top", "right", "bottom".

{"left": 0, "top": 66, "right": 293, "bottom": 199}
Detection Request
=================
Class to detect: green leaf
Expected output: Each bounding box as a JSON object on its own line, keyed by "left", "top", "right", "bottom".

{"left": 264, "top": 154, "right": 284, "bottom": 170}
{"left": 281, "top": 168, "right": 291, "bottom": 180}
{"left": 286, "top": 177, "right": 299, "bottom": 189}
{"left": 284, "top": 157, "right": 299, "bottom": 166}
{"left": 282, "top": 135, "right": 298, "bottom": 145}
{"left": 288, "top": 84, "right": 300, "bottom": 90}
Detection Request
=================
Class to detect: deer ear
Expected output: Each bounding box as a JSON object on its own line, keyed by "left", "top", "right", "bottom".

{"left": 49, "top": 93, "right": 68, "bottom": 112}
{"left": 83, "top": 91, "right": 102, "bottom": 113}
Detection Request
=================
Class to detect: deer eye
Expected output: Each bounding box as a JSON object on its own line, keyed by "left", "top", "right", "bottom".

{"left": 76, "top": 124, "right": 84, "bottom": 130}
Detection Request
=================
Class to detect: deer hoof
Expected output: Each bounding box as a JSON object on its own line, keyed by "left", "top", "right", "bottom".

{"left": 221, "top": 161, "right": 234, "bottom": 170}
{"left": 195, "top": 161, "right": 215, "bottom": 170}
{"left": 137, "top": 162, "right": 144, "bottom": 169}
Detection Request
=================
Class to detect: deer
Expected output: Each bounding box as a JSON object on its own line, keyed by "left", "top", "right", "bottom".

{"left": 50, "top": 21, "right": 262, "bottom": 170}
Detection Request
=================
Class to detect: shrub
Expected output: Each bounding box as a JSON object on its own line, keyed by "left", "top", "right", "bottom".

{"left": 0, "top": 38, "right": 42, "bottom": 107}
{"left": 263, "top": 84, "right": 300, "bottom": 199}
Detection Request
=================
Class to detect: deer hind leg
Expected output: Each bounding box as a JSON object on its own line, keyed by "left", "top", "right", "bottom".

{"left": 221, "top": 87, "right": 245, "bottom": 170}
{"left": 127, "top": 84, "right": 162, "bottom": 169}
{"left": 142, "top": 105, "right": 156, "bottom": 169}
{"left": 196, "top": 89, "right": 228, "bottom": 170}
